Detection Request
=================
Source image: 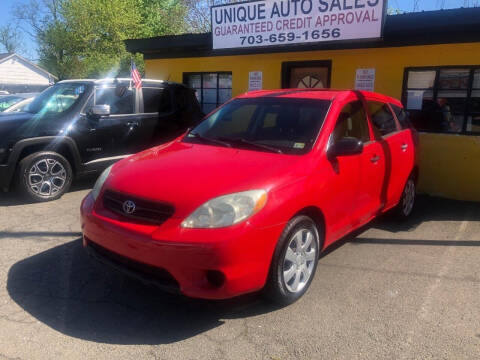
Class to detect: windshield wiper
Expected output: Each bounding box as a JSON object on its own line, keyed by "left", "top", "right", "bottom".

{"left": 188, "top": 131, "right": 232, "bottom": 148}
{"left": 220, "top": 138, "right": 283, "bottom": 154}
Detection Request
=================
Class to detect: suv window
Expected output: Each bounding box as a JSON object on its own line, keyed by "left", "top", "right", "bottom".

{"left": 391, "top": 104, "right": 410, "bottom": 129}
{"left": 159, "top": 89, "right": 172, "bottom": 114}
{"left": 174, "top": 87, "right": 189, "bottom": 111}
{"left": 143, "top": 87, "right": 163, "bottom": 113}
{"left": 95, "top": 86, "right": 134, "bottom": 115}
{"left": 332, "top": 101, "right": 370, "bottom": 143}
{"left": 368, "top": 101, "right": 398, "bottom": 136}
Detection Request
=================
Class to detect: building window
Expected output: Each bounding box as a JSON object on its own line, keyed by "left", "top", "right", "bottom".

{"left": 183, "top": 72, "right": 232, "bottom": 114}
{"left": 402, "top": 66, "right": 480, "bottom": 134}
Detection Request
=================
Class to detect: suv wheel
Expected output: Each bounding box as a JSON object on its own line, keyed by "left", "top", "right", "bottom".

{"left": 15, "top": 151, "right": 73, "bottom": 202}
{"left": 396, "top": 176, "right": 416, "bottom": 219}
{"left": 263, "top": 215, "right": 321, "bottom": 305}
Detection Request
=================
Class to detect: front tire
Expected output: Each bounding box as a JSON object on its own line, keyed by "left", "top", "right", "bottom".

{"left": 263, "top": 215, "right": 321, "bottom": 305}
{"left": 15, "top": 151, "right": 73, "bottom": 202}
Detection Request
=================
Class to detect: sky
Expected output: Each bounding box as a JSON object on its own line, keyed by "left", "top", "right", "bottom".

{"left": 0, "top": 0, "right": 478, "bottom": 59}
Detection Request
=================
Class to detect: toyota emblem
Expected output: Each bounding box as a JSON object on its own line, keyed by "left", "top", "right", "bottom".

{"left": 122, "top": 200, "right": 136, "bottom": 214}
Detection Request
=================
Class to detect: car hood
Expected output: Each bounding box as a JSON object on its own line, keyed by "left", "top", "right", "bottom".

{"left": 0, "top": 112, "right": 36, "bottom": 144}
{"left": 106, "top": 140, "right": 311, "bottom": 218}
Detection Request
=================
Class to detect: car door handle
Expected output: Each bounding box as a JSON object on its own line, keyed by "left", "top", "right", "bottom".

{"left": 401, "top": 143, "right": 408, "bottom": 151}
{"left": 370, "top": 155, "right": 380, "bottom": 163}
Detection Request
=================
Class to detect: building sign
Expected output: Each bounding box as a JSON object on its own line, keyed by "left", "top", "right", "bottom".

{"left": 212, "top": 0, "right": 386, "bottom": 50}
{"left": 249, "top": 71, "right": 263, "bottom": 90}
{"left": 355, "top": 68, "right": 375, "bottom": 91}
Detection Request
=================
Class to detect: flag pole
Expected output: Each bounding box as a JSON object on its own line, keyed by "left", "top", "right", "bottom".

{"left": 129, "top": 59, "right": 133, "bottom": 90}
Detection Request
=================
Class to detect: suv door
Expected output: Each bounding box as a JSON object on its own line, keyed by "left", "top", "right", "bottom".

{"left": 138, "top": 86, "right": 178, "bottom": 146}
{"left": 93, "top": 84, "right": 146, "bottom": 155}
{"left": 368, "top": 101, "right": 413, "bottom": 209}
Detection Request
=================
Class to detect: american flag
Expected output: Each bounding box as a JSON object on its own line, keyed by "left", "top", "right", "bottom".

{"left": 130, "top": 60, "right": 142, "bottom": 89}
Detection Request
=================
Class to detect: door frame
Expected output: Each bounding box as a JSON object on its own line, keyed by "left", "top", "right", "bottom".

{"left": 281, "top": 60, "right": 332, "bottom": 89}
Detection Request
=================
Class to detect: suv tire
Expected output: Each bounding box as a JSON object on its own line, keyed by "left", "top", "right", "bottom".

{"left": 15, "top": 151, "right": 73, "bottom": 202}
{"left": 263, "top": 215, "right": 321, "bottom": 305}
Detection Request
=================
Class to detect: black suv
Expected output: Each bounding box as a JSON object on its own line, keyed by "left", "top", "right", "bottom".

{"left": 0, "top": 79, "right": 203, "bottom": 202}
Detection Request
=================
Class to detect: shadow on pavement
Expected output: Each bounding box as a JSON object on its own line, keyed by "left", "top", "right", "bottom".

{"left": 0, "top": 231, "right": 82, "bottom": 239}
{"left": 7, "top": 239, "right": 281, "bottom": 345}
{"left": 368, "top": 195, "right": 480, "bottom": 233}
{"left": 6, "top": 196, "right": 480, "bottom": 345}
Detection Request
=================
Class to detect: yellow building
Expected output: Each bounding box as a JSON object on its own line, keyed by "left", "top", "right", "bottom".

{"left": 127, "top": 8, "right": 480, "bottom": 201}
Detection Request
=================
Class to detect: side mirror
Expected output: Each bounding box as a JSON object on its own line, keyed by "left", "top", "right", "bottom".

{"left": 87, "top": 104, "right": 110, "bottom": 119}
{"left": 328, "top": 138, "right": 363, "bottom": 158}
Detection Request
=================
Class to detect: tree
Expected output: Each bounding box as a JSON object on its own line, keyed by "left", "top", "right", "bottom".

{"left": 0, "top": 23, "right": 24, "bottom": 54}
{"left": 14, "top": 0, "right": 189, "bottom": 79}
{"left": 182, "top": 0, "right": 240, "bottom": 33}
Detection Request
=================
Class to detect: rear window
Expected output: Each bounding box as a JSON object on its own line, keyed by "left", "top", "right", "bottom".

{"left": 184, "top": 97, "right": 331, "bottom": 155}
{"left": 368, "top": 101, "right": 398, "bottom": 136}
{"left": 143, "top": 87, "right": 163, "bottom": 113}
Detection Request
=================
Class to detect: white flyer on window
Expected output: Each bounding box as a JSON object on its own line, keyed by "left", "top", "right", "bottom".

{"left": 249, "top": 71, "right": 263, "bottom": 91}
{"left": 406, "top": 90, "right": 424, "bottom": 110}
{"left": 355, "top": 68, "right": 375, "bottom": 91}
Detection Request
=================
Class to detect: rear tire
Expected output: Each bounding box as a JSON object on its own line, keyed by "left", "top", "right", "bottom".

{"left": 395, "top": 176, "right": 416, "bottom": 220}
{"left": 15, "top": 151, "right": 73, "bottom": 202}
{"left": 263, "top": 215, "right": 321, "bottom": 305}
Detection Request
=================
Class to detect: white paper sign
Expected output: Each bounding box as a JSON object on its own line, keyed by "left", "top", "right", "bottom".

{"left": 355, "top": 68, "right": 375, "bottom": 91}
{"left": 212, "top": 0, "right": 386, "bottom": 50}
{"left": 249, "top": 71, "right": 263, "bottom": 90}
{"left": 406, "top": 90, "right": 424, "bottom": 110}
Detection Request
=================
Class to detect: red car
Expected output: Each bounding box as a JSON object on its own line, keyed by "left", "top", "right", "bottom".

{"left": 81, "top": 89, "right": 418, "bottom": 304}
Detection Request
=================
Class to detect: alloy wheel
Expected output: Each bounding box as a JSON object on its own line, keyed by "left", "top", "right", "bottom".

{"left": 282, "top": 228, "right": 317, "bottom": 293}
{"left": 28, "top": 158, "right": 67, "bottom": 197}
{"left": 402, "top": 179, "right": 415, "bottom": 216}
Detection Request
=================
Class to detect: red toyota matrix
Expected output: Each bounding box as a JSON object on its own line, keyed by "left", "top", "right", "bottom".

{"left": 81, "top": 89, "right": 418, "bottom": 304}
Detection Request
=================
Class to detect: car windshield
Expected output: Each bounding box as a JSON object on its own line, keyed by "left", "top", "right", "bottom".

{"left": 0, "top": 96, "right": 23, "bottom": 112}
{"left": 184, "top": 97, "right": 331, "bottom": 155}
{"left": 26, "top": 83, "right": 89, "bottom": 114}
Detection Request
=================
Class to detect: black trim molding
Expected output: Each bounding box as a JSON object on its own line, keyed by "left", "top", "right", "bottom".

{"left": 125, "top": 8, "right": 480, "bottom": 59}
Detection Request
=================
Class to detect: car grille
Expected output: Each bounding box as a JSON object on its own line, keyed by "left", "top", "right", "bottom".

{"left": 103, "top": 190, "right": 175, "bottom": 225}
{"left": 86, "top": 239, "right": 179, "bottom": 292}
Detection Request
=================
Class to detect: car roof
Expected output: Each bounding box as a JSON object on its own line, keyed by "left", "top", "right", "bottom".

{"left": 57, "top": 78, "right": 185, "bottom": 87}
{"left": 6, "top": 93, "right": 38, "bottom": 98}
{"left": 238, "top": 89, "right": 403, "bottom": 107}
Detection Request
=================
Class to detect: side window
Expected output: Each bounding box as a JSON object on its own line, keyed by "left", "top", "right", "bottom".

{"left": 142, "top": 87, "right": 163, "bottom": 113}
{"left": 332, "top": 101, "right": 370, "bottom": 143}
{"left": 95, "top": 86, "right": 134, "bottom": 115}
{"left": 159, "top": 89, "right": 172, "bottom": 114}
{"left": 391, "top": 104, "right": 410, "bottom": 129}
{"left": 368, "top": 101, "right": 398, "bottom": 136}
{"left": 184, "top": 72, "right": 232, "bottom": 114}
{"left": 174, "top": 87, "right": 189, "bottom": 112}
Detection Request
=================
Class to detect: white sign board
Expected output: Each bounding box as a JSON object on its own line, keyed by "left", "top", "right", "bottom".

{"left": 212, "top": 0, "right": 386, "bottom": 50}
{"left": 249, "top": 71, "right": 263, "bottom": 90}
{"left": 406, "top": 90, "right": 424, "bottom": 110}
{"left": 355, "top": 68, "right": 375, "bottom": 91}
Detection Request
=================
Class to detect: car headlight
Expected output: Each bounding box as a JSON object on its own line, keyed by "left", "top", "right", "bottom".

{"left": 91, "top": 165, "right": 113, "bottom": 201}
{"left": 181, "top": 190, "right": 268, "bottom": 228}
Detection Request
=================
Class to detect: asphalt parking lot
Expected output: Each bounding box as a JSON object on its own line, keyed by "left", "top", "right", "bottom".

{"left": 0, "top": 181, "right": 479, "bottom": 360}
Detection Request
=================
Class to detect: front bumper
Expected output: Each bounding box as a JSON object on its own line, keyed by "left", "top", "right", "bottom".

{"left": 81, "top": 192, "right": 285, "bottom": 300}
